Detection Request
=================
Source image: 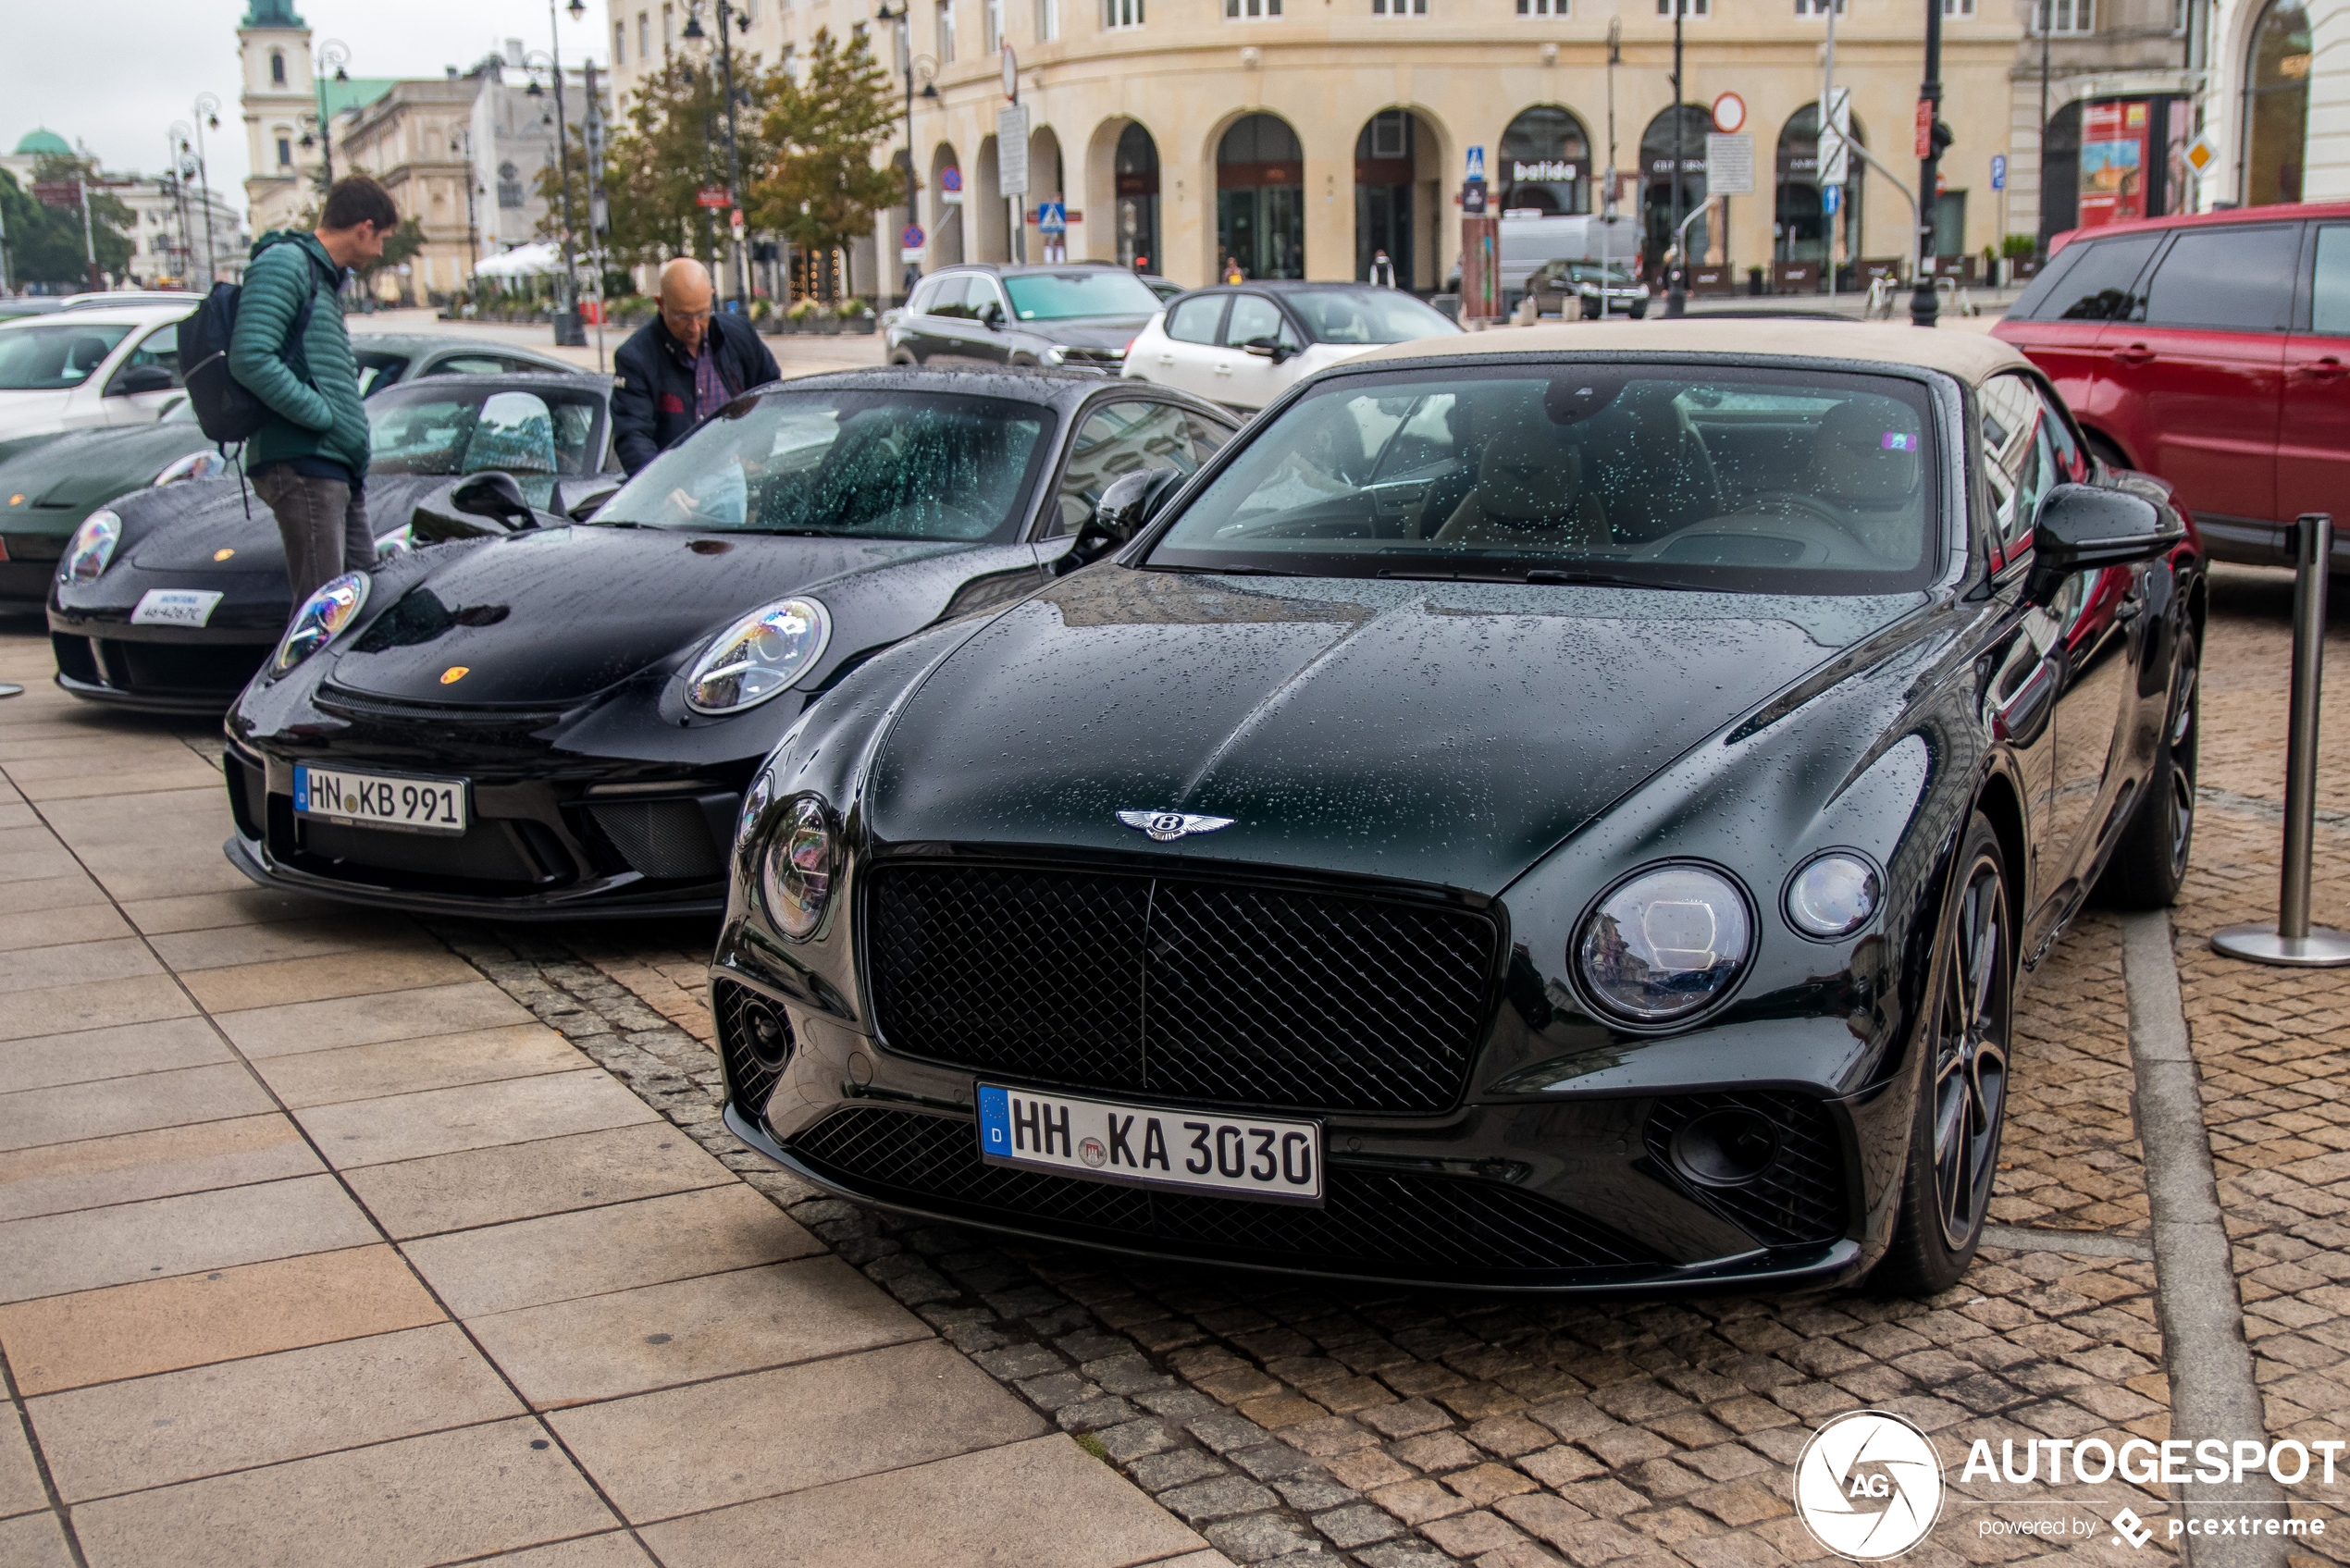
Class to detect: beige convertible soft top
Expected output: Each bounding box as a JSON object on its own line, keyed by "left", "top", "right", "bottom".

{"left": 1355, "top": 318, "right": 2032, "bottom": 388}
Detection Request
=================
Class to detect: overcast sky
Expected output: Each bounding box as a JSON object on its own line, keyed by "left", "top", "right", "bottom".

{"left": 5, "top": 0, "right": 609, "bottom": 217}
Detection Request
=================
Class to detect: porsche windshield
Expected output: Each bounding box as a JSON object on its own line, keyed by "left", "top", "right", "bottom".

{"left": 1146, "top": 364, "right": 1940, "bottom": 594}
{"left": 596, "top": 389, "right": 1053, "bottom": 540}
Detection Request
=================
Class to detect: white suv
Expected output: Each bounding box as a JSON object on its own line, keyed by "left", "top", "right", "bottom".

{"left": 0, "top": 302, "right": 199, "bottom": 460}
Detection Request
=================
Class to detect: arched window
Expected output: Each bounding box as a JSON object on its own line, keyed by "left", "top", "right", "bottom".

{"left": 2245, "top": 0, "right": 2311, "bottom": 205}
{"left": 1217, "top": 114, "right": 1305, "bottom": 278}
{"left": 1115, "top": 122, "right": 1160, "bottom": 269}
{"left": 1639, "top": 104, "right": 1713, "bottom": 276}
{"left": 1498, "top": 105, "right": 1591, "bottom": 215}
{"left": 270, "top": 50, "right": 287, "bottom": 86}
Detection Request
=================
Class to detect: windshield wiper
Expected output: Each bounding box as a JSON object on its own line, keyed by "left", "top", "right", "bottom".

{"left": 1376, "top": 565, "right": 1694, "bottom": 590}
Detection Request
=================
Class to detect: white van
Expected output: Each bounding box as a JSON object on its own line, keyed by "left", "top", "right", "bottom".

{"left": 1448, "top": 213, "right": 1644, "bottom": 302}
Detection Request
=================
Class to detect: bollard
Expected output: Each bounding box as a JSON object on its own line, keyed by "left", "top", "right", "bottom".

{"left": 2213, "top": 513, "right": 2350, "bottom": 966}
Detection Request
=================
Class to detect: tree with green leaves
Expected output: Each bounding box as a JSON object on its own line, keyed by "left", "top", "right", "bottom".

{"left": 750, "top": 29, "right": 900, "bottom": 299}
{"left": 6, "top": 155, "right": 135, "bottom": 285}
{"left": 549, "top": 56, "right": 778, "bottom": 274}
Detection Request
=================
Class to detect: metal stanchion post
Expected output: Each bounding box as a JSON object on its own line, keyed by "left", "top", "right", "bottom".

{"left": 2214, "top": 512, "right": 2350, "bottom": 966}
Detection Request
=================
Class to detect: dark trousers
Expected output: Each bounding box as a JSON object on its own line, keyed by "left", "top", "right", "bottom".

{"left": 253, "top": 465, "right": 373, "bottom": 606}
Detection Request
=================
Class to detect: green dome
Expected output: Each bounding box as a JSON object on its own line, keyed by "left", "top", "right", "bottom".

{"left": 13, "top": 129, "right": 71, "bottom": 158}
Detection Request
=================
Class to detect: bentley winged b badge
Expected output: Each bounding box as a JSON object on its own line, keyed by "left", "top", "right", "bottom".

{"left": 1118, "top": 810, "right": 1236, "bottom": 843}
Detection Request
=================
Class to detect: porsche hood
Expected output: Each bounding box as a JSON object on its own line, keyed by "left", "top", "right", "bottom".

{"left": 326, "top": 525, "right": 978, "bottom": 706}
{"left": 862, "top": 566, "right": 1921, "bottom": 895}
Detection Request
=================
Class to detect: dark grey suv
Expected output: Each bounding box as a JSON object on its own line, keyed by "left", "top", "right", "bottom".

{"left": 886, "top": 265, "right": 1161, "bottom": 372}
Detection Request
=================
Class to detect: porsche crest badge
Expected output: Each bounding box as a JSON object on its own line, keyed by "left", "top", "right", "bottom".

{"left": 440, "top": 666, "right": 469, "bottom": 685}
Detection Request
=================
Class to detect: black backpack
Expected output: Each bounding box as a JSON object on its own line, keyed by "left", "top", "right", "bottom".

{"left": 177, "top": 243, "right": 330, "bottom": 444}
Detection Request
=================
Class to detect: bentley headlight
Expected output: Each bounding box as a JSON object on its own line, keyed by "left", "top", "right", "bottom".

{"left": 270, "top": 572, "right": 369, "bottom": 677}
{"left": 1577, "top": 864, "right": 1753, "bottom": 1025}
{"left": 760, "top": 795, "right": 835, "bottom": 939}
{"left": 60, "top": 509, "right": 121, "bottom": 584}
{"left": 153, "top": 451, "right": 229, "bottom": 486}
{"left": 687, "top": 598, "right": 830, "bottom": 715}
{"left": 1786, "top": 853, "right": 1881, "bottom": 940}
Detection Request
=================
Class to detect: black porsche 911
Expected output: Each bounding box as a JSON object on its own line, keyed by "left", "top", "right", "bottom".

{"left": 48, "top": 373, "right": 619, "bottom": 710}
{"left": 712, "top": 321, "right": 2203, "bottom": 1296}
{"left": 219, "top": 368, "right": 1239, "bottom": 918}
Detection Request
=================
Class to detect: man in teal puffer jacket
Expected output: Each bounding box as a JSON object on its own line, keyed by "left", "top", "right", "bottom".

{"left": 229, "top": 177, "right": 396, "bottom": 603}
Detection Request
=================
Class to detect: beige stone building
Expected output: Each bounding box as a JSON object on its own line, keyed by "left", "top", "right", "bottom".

{"left": 336, "top": 80, "right": 490, "bottom": 304}
{"left": 606, "top": 0, "right": 2025, "bottom": 296}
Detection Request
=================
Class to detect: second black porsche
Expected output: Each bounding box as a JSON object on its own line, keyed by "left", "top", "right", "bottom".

{"left": 220, "top": 367, "right": 1239, "bottom": 918}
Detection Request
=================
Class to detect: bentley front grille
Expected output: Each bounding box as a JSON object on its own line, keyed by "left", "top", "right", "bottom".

{"left": 866, "top": 861, "right": 1499, "bottom": 1117}
{"left": 789, "top": 1105, "right": 1663, "bottom": 1281}
{"left": 1642, "top": 1090, "right": 1850, "bottom": 1248}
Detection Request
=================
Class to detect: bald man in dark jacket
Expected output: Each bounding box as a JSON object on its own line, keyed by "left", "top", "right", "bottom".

{"left": 611, "top": 257, "right": 781, "bottom": 474}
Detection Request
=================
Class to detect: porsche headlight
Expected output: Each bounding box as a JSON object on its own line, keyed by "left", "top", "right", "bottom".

{"left": 59, "top": 509, "right": 121, "bottom": 584}
{"left": 760, "top": 794, "right": 835, "bottom": 940}
{"left": 1577, "top": 864, "right": 1753, "bottom": 1025}
{"left": 270, "top": 572, "right": 369, "bottom": 677}
{"left": 687, "top": 598, "right": 830, "bottom": 715}
{"left": 152, "top": 451, "right": 229, "bottom": 486}
{"left": 373, "top": 524, "right": 413, "bottom": 561}
{"left": 1785, "top": 853, "right": 1881, "bottom": 940}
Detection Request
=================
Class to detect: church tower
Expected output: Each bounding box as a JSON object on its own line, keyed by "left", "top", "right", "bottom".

{"left": 239, "top": 0, "right": 316, "bottom": 238}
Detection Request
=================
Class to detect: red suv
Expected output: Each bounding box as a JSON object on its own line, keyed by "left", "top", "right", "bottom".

{"left": 1994, "top": 201, "right": 2350, "bottom": 567}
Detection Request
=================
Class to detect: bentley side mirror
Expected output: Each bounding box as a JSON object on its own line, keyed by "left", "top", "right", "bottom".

{"left": 1068, "top": 466, "right": 1186, "bottom": 568}
{"left": 554, "top": 475, "right": 621, "bottom": 522}
{"left": 2024, "top": 483, "right": 2183, "bottom": 602}
{"left": 109, "top": 364, "right": 178, "bottom": 397}
{"left": 1242, "top": 336, "right": 1292, "bottom": 364}
{"left": 449, "top": 471, "right": 540, "bottom": 530}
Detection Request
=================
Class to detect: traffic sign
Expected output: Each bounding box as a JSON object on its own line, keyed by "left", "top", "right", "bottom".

{"left": 2185, "top": 133, "right": 2217, "bottom": 174}
{"left": 1914, "top": 100, "right": 1934, "bottom": 160}
{"left": 1820, "top": 87, "right": 1850, "bottom": 186}
{"left": 1465, "top": 145, "right": 1486, "bottom": 182}
{"left": 1036, "top": 201, "right": 1066, "bottom": 235}
{"left": 1711, "top": 93, "right": 1747, "bottom": 135}
{"left": 998, "top": 105, "right": 1030, "bottom": 195}
{"left": 1002, "top": 43, "right": 1018, "bottom": 102}
{"left": 696, "top": 186, "right": 731, "bottom": 208}
{"left": 1823, "top": 184, "right": 1841, "bottom": 215}
{"left": 940, "top": 166, "right": 964, "bottom": 204}
{"left": 1991, "top": 154, "right": 2007, "bottom": 191}
{"left": 902, "top": 223, "right": 926, "bottom": 249}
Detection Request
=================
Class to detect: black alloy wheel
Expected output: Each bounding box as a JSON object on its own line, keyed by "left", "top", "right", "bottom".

{"left": 1874, "top": 812, "right": 2013, "bottom": 1294}
{"left": 2096, "top": 629, "right": 2199, "bottom": 909}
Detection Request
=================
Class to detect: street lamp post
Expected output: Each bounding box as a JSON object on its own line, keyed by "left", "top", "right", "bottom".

{"left": 167, "top": 126, "right": 196, "bottom": 284}
{"left": 450, "top": 129, "right": 480, "bottom": 284}
{"left": 684, "top": 0, "right": 749, "bottom": 310}
{"left": 192, "top": 93, "right": 222, "bottom": 281}
{"left": 1911, "top": 0, "right": 1951, "bottom": 327}
{"left": 311, "top": 42, "right": 351, "bottom": 189}
{"left": 1666, "top": 0, "right": 1688, "bottom": 317}
{"left": 1603, "top": 17, "right": 1620, "bottom": 320}
{"left": 874, "top": 3, "right": 938, "bottom": 304}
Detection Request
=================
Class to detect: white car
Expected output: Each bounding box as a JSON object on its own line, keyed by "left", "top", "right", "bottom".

{"left": 0, "top": 302, "right": 200, "bottom": 462}
{"left": 1121, "top": 282, "right": 1461, "bottom": 410}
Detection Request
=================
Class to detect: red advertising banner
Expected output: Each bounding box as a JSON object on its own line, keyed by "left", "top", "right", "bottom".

{"left": 2078, "top": 101, "right": 2149, "bottom": 228}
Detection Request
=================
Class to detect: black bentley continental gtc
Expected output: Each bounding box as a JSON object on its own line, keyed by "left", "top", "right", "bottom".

{"left": 48, "top": 373, "right": 618, "bottom": 710}
{"left": 219, "top": 368, "right": 1238, "bottom": 917}
{"left": 713, "top": 321, "right": 2203, "bottom": 1295}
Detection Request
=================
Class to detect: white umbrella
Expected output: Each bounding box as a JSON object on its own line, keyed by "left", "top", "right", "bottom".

{"left": 473, "top": 241, "right": 563, "bottom": 279}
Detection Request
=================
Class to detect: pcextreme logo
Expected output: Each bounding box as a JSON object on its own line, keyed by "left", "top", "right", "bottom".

{"left": 1794, "top": 1411, "right": 1946, "bottom": 1561}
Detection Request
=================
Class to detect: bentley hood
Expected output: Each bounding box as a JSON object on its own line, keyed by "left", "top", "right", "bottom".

{"left": 327, "top": 525, "right": 983, "bottom": 706}
{"left": 863, "top": 565, "right": 1926, "bottom": 894}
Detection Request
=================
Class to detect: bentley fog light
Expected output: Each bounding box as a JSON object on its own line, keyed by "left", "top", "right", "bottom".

{"left": 59, "top": 509, "right": 121, "bottom": 584}
{"left": 1785, "top": 853, "right": 1881, "bottom": 940}
{"left": 1577, "top": 864, "right": 1752, "bottom": 1024}
{"left": 760, "top": 795, "right": 835, "bottom": 940}
{"left": 687, "top": 598, "right": 830, "bottom": 715}
{"left": 270, "top": 572, "right": 369, "bottom": 677}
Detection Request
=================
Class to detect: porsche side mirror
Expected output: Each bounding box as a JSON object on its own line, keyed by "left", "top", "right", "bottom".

{"left": 554, "top": 475, "right": 621, "bottom": 521}
{"left": 1242, "top": 336, "right": 1292, "bottom": 364}
{"left": 109, "top": 364, "right": 178, "bottom": 397}
{"left": 1068, "top": 466, "right": 1186, "bottom": 568}
{"left": 2026, "top": 484, "right": 2181, "bottom": 601}
{"left": 450, "top": 471, "right": 540, "bottom": 530}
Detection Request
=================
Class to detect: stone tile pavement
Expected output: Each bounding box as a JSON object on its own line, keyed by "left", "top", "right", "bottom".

{"left": 0, "top": 633, "right": 1216, "bottom": 1568}
{"left": 6, "top": 559, "right": 2350, "bottom": 1567}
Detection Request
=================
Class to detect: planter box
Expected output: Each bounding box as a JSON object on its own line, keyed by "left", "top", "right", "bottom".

{"left": 2010, "top": 256, "right": 2043, "bottom": 280}
{"left": 847, "top": 317, "right": 876, "bottom": 334}
{"left": 1773, "top": 261, "right": 1821, "bottom": 293}
{"left": 1690, "top": 265, "right": 1736, "bottom": 296}
{"left": 817, "top": 315, "right": 843, "bottom": 335}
